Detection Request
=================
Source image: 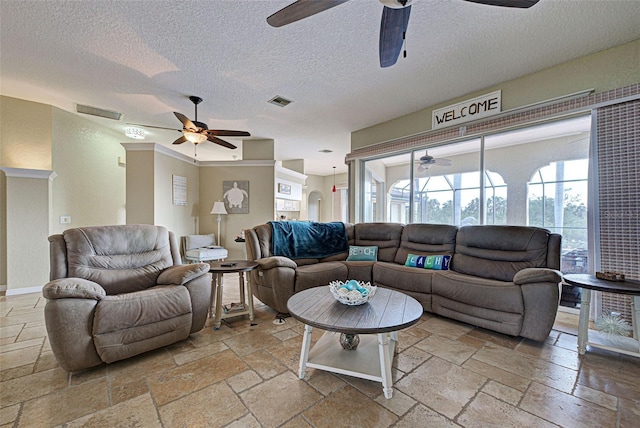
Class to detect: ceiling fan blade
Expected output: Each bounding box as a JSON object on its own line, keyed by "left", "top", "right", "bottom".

{"left": 208, "top": 135, "right": 237, "bottom": 150}
{"left": 206, "top": 130, "right": 251, "bottom": 137}
{"left": 462, "top": 0, "right": 540, "bottom": 8}
{"left": 172, "top": 135, "right": 188, "bottom": 145}
{"left": 267, "top": 0, "right": 350, "bottom": 27}
{"left": 126, "top": 123, "right": 181, "bottom": 132}
{"left": 379, "top": 5, "right": 411, "bottom": 68}
{"left": 174, "top": 112, "right": 197, "bottom": 131}
{"left": 434, "top": 158, "right": 453, "bottom": 166}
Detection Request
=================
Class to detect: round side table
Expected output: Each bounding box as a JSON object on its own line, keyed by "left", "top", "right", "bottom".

{"left": 209, "top": 260, "right": 258, "bottom": 330}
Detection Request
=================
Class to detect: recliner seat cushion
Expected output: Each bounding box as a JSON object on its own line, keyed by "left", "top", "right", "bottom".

{"left": 63, "top": 225, "right": 174, "bottom": 294}
{"left": 294, "top": 262, "right": 348, "bottom": 293}
{"left": 93, "top": 285, "right": 192, "bottom": 363}
{"left": 373, "top": 261, "right": 434, "bottom": 295}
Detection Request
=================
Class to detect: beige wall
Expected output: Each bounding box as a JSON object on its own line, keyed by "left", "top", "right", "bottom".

{"left": 1, "top": 96, "right": 53, "bottom": 170}
{"left": 352, "top": 39, "right": 640, "bottom": 149}
{"left": 50, "top": 108, "right": 125, "bottom": 234}
{"left": 125, "top": 149, "right": 155, "bottom": 225}
{"left": 154, "top": 151, "right": 200, "bottom": 237}
{"left": 1, "top": 96, "right": 126, "bottom": 292}
{"left": 4, "top": 172, "right": 52, "bottom": 292}
{"left": 199, "top": 162, "right": 275, "bottom": 259}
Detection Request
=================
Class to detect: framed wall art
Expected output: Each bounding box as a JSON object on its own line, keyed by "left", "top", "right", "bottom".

{"left": 223, "top": 180, "right": 249, "bottom": 214}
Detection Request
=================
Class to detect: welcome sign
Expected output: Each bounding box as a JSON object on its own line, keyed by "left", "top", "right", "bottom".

{"left": 432, "top": 90, "right": 501, "bottom": 130}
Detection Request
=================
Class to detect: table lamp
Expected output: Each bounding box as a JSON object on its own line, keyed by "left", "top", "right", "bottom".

{"left": 210, "top": 201, "right": 228, "bottom": 246}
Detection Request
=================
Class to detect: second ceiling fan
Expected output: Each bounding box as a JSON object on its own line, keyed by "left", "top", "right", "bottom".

{"left": 130, "top": 96, "right": 250, "bottom": 150}
{"left": 267, "top": 0, "right": 540, "bottom": 68}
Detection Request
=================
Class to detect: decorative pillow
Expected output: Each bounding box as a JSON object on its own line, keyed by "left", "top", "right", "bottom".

{"left": 346, "top": 245, "right": 378, "bottom": 261}
{"left": 405, "top": 254, "right": 451, "bottom": 270}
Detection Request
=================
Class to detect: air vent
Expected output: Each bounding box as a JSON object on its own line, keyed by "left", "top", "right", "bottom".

{"left": 268, "top": 96, "right": 292, "bottom": 108}
{"left": 75, "top": 103, "right": 122, "bottom": 121}
{"left": 319, "top": 149, "right": 333, "bottom": 153}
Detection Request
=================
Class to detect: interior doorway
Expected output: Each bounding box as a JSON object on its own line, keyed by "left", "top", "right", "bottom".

{"left": 308, "top": 191, "right": 322, "bottom": 222}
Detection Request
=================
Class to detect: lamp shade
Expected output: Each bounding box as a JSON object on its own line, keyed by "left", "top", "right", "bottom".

{"left": 210, "top": 201, "right": 228, "bottom": 215}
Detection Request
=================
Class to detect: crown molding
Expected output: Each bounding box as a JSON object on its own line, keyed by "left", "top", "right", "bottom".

{"left": 198, "top": 160, "right": 276, "bottom": 168}
{"left": 1, "top": 167, "right": 56, "bottom": 181}
{"left": 120, "top": 142, "right": 195, "bottom": 165}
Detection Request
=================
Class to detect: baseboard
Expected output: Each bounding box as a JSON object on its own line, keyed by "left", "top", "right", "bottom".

{"left": 5, "top": 285, "right": 43, "bottom": 296}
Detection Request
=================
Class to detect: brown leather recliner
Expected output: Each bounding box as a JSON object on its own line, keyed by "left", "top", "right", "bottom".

{"left": 43, "top": 224, "right": 212, "bottom": 372}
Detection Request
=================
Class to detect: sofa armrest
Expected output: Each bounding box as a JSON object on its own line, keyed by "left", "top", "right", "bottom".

{"left": 516, "top": 268, "right": 562, "bottom": 341}
{"left": 256, "top": 256, "right": 298, "bottom": 270}
{"left": 157, "top": 263, "right": 210, "bottom": 286}
{"left": 43, "top": 278, "right": 106, "bottom": 300}
{"left": 513, "top": 268, "right": 562, "bottom": 285}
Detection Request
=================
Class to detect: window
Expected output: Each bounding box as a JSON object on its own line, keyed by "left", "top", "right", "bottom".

{"left": 528, "top": 159, "right": 588, "bottom": 275}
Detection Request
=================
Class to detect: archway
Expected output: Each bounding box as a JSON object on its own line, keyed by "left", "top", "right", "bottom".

{"left": 308, "top": 191, "right": 322, "bottom": 222}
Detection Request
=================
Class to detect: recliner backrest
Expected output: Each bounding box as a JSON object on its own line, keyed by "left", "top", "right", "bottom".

{"left": 58, "top": 224, "right": 175, "bottom": 295}
{"left": 353, "top": 222, "right": 404, "bottom": 262}
{"left": 394, "top": 223, "right": 458, "bottom": 264}
{"left": 452, "top": 225, "right": 553, "bottom": 282}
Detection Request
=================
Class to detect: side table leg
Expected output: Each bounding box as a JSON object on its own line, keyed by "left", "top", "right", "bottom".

{"left": 246, "top": 275, "right": 255, "bottom": 322}
{"left": 209, "top": 273, "right": 216, "bottom": 319}
{"left": 578, "top": 288, "right": 592, "bottom": 355}
{"left": 238, "top": 272, "right": 246, "bottom": 305}
{"left": 299, "top": 325, "right": 313, "bottom": 379}
{"left": 378, "top": 333, "right": 393, "bottom": 399}
{"left": 214, "top": 273, "right": 224, "bottom": 330}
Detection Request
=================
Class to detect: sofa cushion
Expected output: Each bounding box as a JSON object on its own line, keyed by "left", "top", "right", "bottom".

{"left": 394, "top": 223, "right": 457, "bottom": 265}
{"left": 373, "top": 261, "right": 434, "bottom": 295}
{"left": 452, "top": 225, "right": 550, "bottom": 282}
{"left": 63, "top": 225, "right": 174, "bottom": 295}
{"left": 432, "top": 271, "right": 524, "bottom": 314}
{"left": 347, "top": 245, "right": 378, "bottom": 261}
{"left": 294, "top": 262, "right": 348, "bottom": 293}
{"left": 353, "top": 223, "right": 403, "bottom": 262}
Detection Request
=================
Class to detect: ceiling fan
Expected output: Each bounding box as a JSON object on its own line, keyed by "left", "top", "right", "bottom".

{"left": 267, "top": 0, "right": 540, "bottom": 68}
{"left": 128, "top": 96, "right": 250, "bottom": 149}
{"left": 416, "top": 150, "right": 452, "bottom": 172}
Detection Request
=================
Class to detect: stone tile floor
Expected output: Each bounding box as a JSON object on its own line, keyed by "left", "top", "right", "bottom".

{"left": 1, "top": 276, "right": 639, "bottom": 427}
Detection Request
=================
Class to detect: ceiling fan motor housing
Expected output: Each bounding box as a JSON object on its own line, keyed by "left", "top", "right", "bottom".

{"left": 379, "top": 0, "right": 412, "bottom": 8}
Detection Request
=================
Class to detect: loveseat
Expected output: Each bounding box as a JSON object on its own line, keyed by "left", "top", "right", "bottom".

{"left": 43, "top": 224, "right": 212, "bottom": 372}
{"left": 244, "top": 222, "right": 562, "bottom": 341}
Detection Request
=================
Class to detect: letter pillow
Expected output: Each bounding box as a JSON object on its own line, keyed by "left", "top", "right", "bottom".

{"left": 405, "top": 254, "right": 451, "bottom": 270}
{"left": 347, "top": 246, "right": 378, "bottom": 261}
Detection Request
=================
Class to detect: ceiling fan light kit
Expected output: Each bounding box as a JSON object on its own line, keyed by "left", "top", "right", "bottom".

{"left": 127, "top": 96, "right": 250, "bottom": 150}
{"left": 267, "top": 0, "right": 540, "bottom": 68}
{"left": 184, "top": 131, "right": 207, "bottom": 144}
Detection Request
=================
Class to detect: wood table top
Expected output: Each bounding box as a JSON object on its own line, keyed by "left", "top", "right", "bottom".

{"left": 208, "top": 260, "right": 258, "bottom": 273}
{"left": 564, "top": 274, "right": 640, "bottom": 295}
{"left": 287, "top": 286, "right": 423, "bottom": 335}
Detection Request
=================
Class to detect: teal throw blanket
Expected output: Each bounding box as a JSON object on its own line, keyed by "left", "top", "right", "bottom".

{"left": 269, "top": 221, "right": 348, "bottom": 259}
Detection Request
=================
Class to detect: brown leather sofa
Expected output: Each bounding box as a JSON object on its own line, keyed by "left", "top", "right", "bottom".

{"left": 244, "top": 222, "right": 562, "bottom": 341}
{"left": 43, "top": 224, "right": 212, "bottom": 372}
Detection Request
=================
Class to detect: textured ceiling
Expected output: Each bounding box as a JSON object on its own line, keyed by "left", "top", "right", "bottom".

{"left": 1, "top": 0, "right": 639, "bottom": 175}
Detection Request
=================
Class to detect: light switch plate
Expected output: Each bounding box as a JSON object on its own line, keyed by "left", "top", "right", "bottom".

{"left": 60, "top": 215, "right": 71, "bottom": 224}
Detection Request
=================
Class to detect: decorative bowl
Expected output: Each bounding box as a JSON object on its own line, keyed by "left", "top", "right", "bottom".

{"left": 328, "top": 280, "right": 377, "bottom": 306}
